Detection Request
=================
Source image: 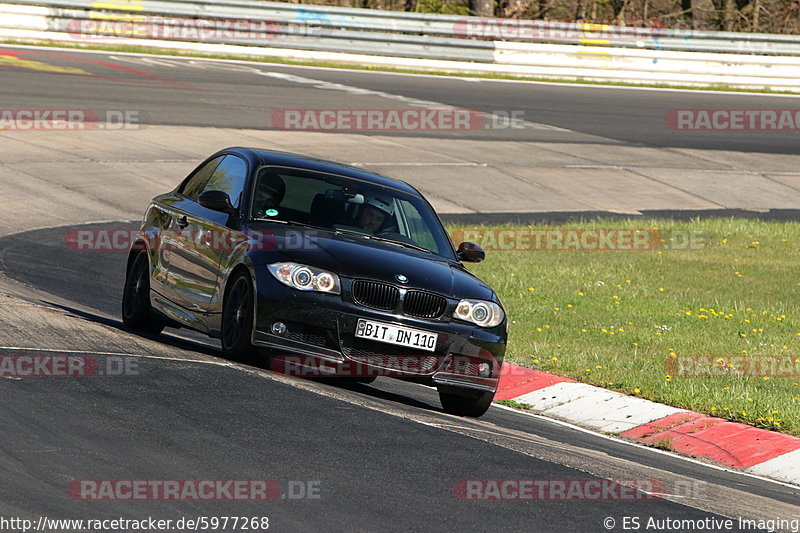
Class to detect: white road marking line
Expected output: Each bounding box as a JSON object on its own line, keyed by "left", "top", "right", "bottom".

{"left": 256, "top": 70, "right": 571, "bottom": 132}
{"left": 0, "top": 346, "right": 230, "bottom": 366}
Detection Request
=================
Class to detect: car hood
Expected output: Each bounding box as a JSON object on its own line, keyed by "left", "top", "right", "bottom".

{"left": 246, "top": 225, "right": 495, "bottom": 300}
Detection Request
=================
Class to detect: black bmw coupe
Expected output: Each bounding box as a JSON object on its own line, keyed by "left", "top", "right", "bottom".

{"left": 122, "top": 147, "right": 507, "bottom": 417}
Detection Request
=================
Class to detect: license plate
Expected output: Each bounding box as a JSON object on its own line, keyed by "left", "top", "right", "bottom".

{"left": 355, "top": 319, "right": 437, "bottom": 352}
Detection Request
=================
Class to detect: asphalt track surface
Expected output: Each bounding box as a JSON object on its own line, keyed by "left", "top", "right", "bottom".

{"left": 0, "top": 45, "right": 799, "bottom": 152}
{"left": 3, "top": 222, "right": 799, "bottom": 530}
{"left": 1, "top": 45, "right": 799, "bottom": 531}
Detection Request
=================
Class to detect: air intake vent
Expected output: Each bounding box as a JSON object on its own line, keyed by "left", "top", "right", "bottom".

{"left": 403, "top": 290, "right": 448, "bottom": 319}
{"left": 352, "top": 280, "right": 400, "bottom": 311}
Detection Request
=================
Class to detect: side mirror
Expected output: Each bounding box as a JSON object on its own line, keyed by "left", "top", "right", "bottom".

{"left": 199, "top": 190, "right": 234, "bottom": 213}
{"left": 456, "top": 241, "right": 485, "bottom": 263}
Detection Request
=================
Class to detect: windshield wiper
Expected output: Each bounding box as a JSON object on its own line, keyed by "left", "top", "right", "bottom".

{"left": 365, "top": 235, "right": 432, "bottom": 254}
{"left": 333, "top": 228, "right": 432, "bottom": 254}
{"left": 251, "top": 218, "right": 332, "bottom": 232}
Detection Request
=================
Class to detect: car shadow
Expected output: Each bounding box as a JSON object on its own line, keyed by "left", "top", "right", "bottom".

{"left": 310, "top": 377, "right": 438, "bottom": 412}
{"left": 44, "top": 301, "right": 442, "bottom": 413}
{"left": 42, "top": 301, "right": 222, "bottom": 358}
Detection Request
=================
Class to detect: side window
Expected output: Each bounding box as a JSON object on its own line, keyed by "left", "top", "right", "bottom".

{"left": 201, "top": 155, "right": 248, "bottom": 208}
{"left": 180, "top": 157, "right": 223, "bottom": 200}
{"left": 397, "top": 199, "right": 437, "bottom": 252}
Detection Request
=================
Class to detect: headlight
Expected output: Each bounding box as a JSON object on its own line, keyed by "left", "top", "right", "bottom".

{"left": 453, "top": 299, "right": 504, "bottom": 327}
{"left": 268, "top": 263, "right": 341, "bottom": 294}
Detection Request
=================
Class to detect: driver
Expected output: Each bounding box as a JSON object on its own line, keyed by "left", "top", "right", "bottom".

{"left": 253, "top": 174, "right": 286, "bottom": 217}
{"left": 357, "top": 195, "right": 393, "bottom": 233}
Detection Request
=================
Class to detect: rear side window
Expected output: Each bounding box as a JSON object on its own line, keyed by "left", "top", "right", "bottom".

{"left": 181, "top": 156, "right": 223, "bottom": 200}
{"left": 201, "top": 155, "right": 248, "bottom": 208}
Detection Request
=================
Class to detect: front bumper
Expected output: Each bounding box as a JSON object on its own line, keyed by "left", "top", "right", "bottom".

{"left": 251, "top": 270, "right": 506, "bottom": 393}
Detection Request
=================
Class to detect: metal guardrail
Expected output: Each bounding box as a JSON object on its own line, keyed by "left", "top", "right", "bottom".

{"left": 3, "top": 0, "right": 800, "bottom": 57}
{"left": 1, "top": 0, "right": 800, "bottom": 90}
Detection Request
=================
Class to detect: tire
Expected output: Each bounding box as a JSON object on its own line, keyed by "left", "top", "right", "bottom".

{"left": 221, "top": 272, "right": 256, "bottom": 362}
{"left": 439, "top": 388, "right": 494, "bottom": 417}
{"left": 121, "top": 251, "right": 165, "bottom": 335}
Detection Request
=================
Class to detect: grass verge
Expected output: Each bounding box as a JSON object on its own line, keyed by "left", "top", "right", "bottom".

{"left": 451, "top": 218, "right": 800, "bottom": 436}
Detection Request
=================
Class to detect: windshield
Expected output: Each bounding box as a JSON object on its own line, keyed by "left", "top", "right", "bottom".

{"left": 250, "top": 166, "right": 455, "bottom": 260}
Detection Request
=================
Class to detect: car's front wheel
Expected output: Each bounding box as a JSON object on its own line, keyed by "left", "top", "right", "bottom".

{"left": 121, "top": 250, "right": 165, "bottom": 335}
{"left": 438, "top": 388, "right": 494, "bottom": 417}
{"left": 221, "top": 272, "right": 256, "bottom": 361}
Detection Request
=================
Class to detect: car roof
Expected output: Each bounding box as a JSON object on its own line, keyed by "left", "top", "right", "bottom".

{"left": 220, "top": 147, "right": 422, "bottom": 197}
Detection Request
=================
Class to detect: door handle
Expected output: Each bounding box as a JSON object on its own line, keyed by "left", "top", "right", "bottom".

{"left": 176, "top": 216, "right": 189, "bottom": 229}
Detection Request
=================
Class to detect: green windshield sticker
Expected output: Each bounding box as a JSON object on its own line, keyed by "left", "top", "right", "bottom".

{"left": 265, "top": 209, "right": 279, "bottom": 217}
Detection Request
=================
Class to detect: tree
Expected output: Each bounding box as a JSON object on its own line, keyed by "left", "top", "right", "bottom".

{"left": 469, "top": 0, "right": 494, "bottom": 16}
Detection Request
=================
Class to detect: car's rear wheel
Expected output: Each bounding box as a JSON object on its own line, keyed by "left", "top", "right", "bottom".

{"left": 438, "top": 388, "right": 494, "bottom": 417}
{"left": 122, "top": 251, "right": 165, "bottom": 335}
{"left": 221, "top": 272, "right": 256, "bottom": 361}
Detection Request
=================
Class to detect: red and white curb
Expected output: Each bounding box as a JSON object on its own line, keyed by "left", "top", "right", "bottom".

{"left": 496, "top": 364, "right": 800, "bottom": 487}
